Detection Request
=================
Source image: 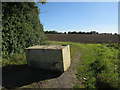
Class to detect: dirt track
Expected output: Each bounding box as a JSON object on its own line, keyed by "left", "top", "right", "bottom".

{"left": 39, "top": 51, "right": 81, "bottom": 88}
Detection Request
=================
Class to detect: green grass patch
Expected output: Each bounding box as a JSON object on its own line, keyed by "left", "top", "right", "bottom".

{"left": 75, "top": 44, "right": 119, "bottom": 88}
{"left": 47, "top": 41, "right": 119, "bottom": 88}
{"left": 2, "top": 53, "right": 27, "bottom": 67}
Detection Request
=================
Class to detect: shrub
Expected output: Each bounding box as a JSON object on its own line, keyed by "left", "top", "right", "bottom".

{"left": 2, "top": 2, "right": 46, "bottom": 58}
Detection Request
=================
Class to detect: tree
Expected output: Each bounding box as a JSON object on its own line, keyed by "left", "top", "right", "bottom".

{"left": 64, "top": 32, "right": 67, "bottom": 34}
{"left": 90, "top": 31, "right": 98, "bottom": 34}
{"left": 114, "top": 33, "right": 117, "bottom": 35}
{"left": 68, "top": 31, "right": 71, "bottom": 34}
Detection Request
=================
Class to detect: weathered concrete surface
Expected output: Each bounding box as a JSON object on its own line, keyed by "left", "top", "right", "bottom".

{"left": 25, "top": 45, "right": 71, "bottom": 72}
{"left": 62, "top": 45, "right": 71, "bottom": 71}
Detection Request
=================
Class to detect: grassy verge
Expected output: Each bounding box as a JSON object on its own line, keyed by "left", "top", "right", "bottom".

{"left": 75, "top": 44, "right": 119, "bottom": 88}
{"left": 2, "top": 53, "right": 27, "bottom": 67}
{"left": 2, "top": 41, "right": 119, "bottom": 88}
{"left": 44, "top": 41, "right": 119, "bottom": 88}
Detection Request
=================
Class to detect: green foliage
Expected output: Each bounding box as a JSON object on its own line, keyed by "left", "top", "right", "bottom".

{"left": 2, "top": 53, "right": 27, "bottom": 67}
{"left": 44, "top": 30, "right": 58, "bottom": 34}
{"left": 2, "top": 2, "right": 46, "bottom": 58}
{"left": 77, "top": 44, "right": 119, "bottom": 88}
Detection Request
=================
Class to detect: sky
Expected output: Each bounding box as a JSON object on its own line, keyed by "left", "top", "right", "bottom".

{"left": 37, "top": 2, "right": 118, "bottom": 34}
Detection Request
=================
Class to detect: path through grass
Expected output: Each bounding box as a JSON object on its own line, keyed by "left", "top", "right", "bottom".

{"left": 47, "top": 41, "right": 119, "bottom": 88}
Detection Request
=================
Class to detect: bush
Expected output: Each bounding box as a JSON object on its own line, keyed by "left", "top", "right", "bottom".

{"left": 2, "top": 2, "right": 46, "bottom": 58}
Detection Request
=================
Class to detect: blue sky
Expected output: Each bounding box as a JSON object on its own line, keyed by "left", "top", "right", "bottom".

{"left": 37, "top": 2, "right": 118, "bottom": 33}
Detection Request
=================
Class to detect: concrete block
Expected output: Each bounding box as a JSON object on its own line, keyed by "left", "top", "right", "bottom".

{"left": 25, "top": 45, "right": 71, "bottom": 72}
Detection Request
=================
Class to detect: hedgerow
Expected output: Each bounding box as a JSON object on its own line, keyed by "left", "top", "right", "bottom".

{"left": 2, "top": 2, "right": 46, "bottom": 58}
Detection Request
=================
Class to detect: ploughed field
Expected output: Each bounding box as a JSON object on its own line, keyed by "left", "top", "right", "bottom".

{"left": 46, "top": 34, "right": 119, "bottom": 43}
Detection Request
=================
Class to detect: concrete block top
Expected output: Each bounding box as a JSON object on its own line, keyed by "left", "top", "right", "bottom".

{"left": 25, "top": 45, "right": 69, "bottom": 50}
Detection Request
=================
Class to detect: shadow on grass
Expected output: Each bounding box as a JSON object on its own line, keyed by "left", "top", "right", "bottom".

{"left": 95, "top": 78, "right": 113, "bottom": 89}
{"left": 2, "top": 64, "right": 62, "bottom": 89}
{"left": 90, "top": 61, "right": 115, "bottom": 89}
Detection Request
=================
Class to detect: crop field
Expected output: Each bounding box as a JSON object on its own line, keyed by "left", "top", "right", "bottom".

{"left": 46, "top": 34, "right": 119, "bottom": 43}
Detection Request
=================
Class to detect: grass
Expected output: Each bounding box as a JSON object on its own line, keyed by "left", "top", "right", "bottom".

{"left": 2, "top": 53, "right": 27, "bottom": 67}
{"left": 43, "top": 41, "right": 119, "bottom": 88}
{"left": 75, "top": 44, "right": 119, "bottom": 88}
{"left": 47, "top": 41, "right": 119, "bottom": 88}
{"left": 2, "top": 41, "right": 119, "bottom": 88}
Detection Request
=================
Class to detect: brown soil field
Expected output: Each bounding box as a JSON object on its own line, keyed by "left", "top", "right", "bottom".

{"left": 46, "top": 34, "right": 119, "bottom": 43}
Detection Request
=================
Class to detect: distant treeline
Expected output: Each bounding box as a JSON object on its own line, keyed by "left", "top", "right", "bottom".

{"left": 44, "top": 30, "right": 118, "bottom": 35}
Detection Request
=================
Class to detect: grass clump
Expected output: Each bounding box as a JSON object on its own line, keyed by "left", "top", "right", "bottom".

{"left": 2, "top": 53, "right": 27, "bottom": 67}
{"left": 76, "top": 44, "right": 119, "bottom": 88}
